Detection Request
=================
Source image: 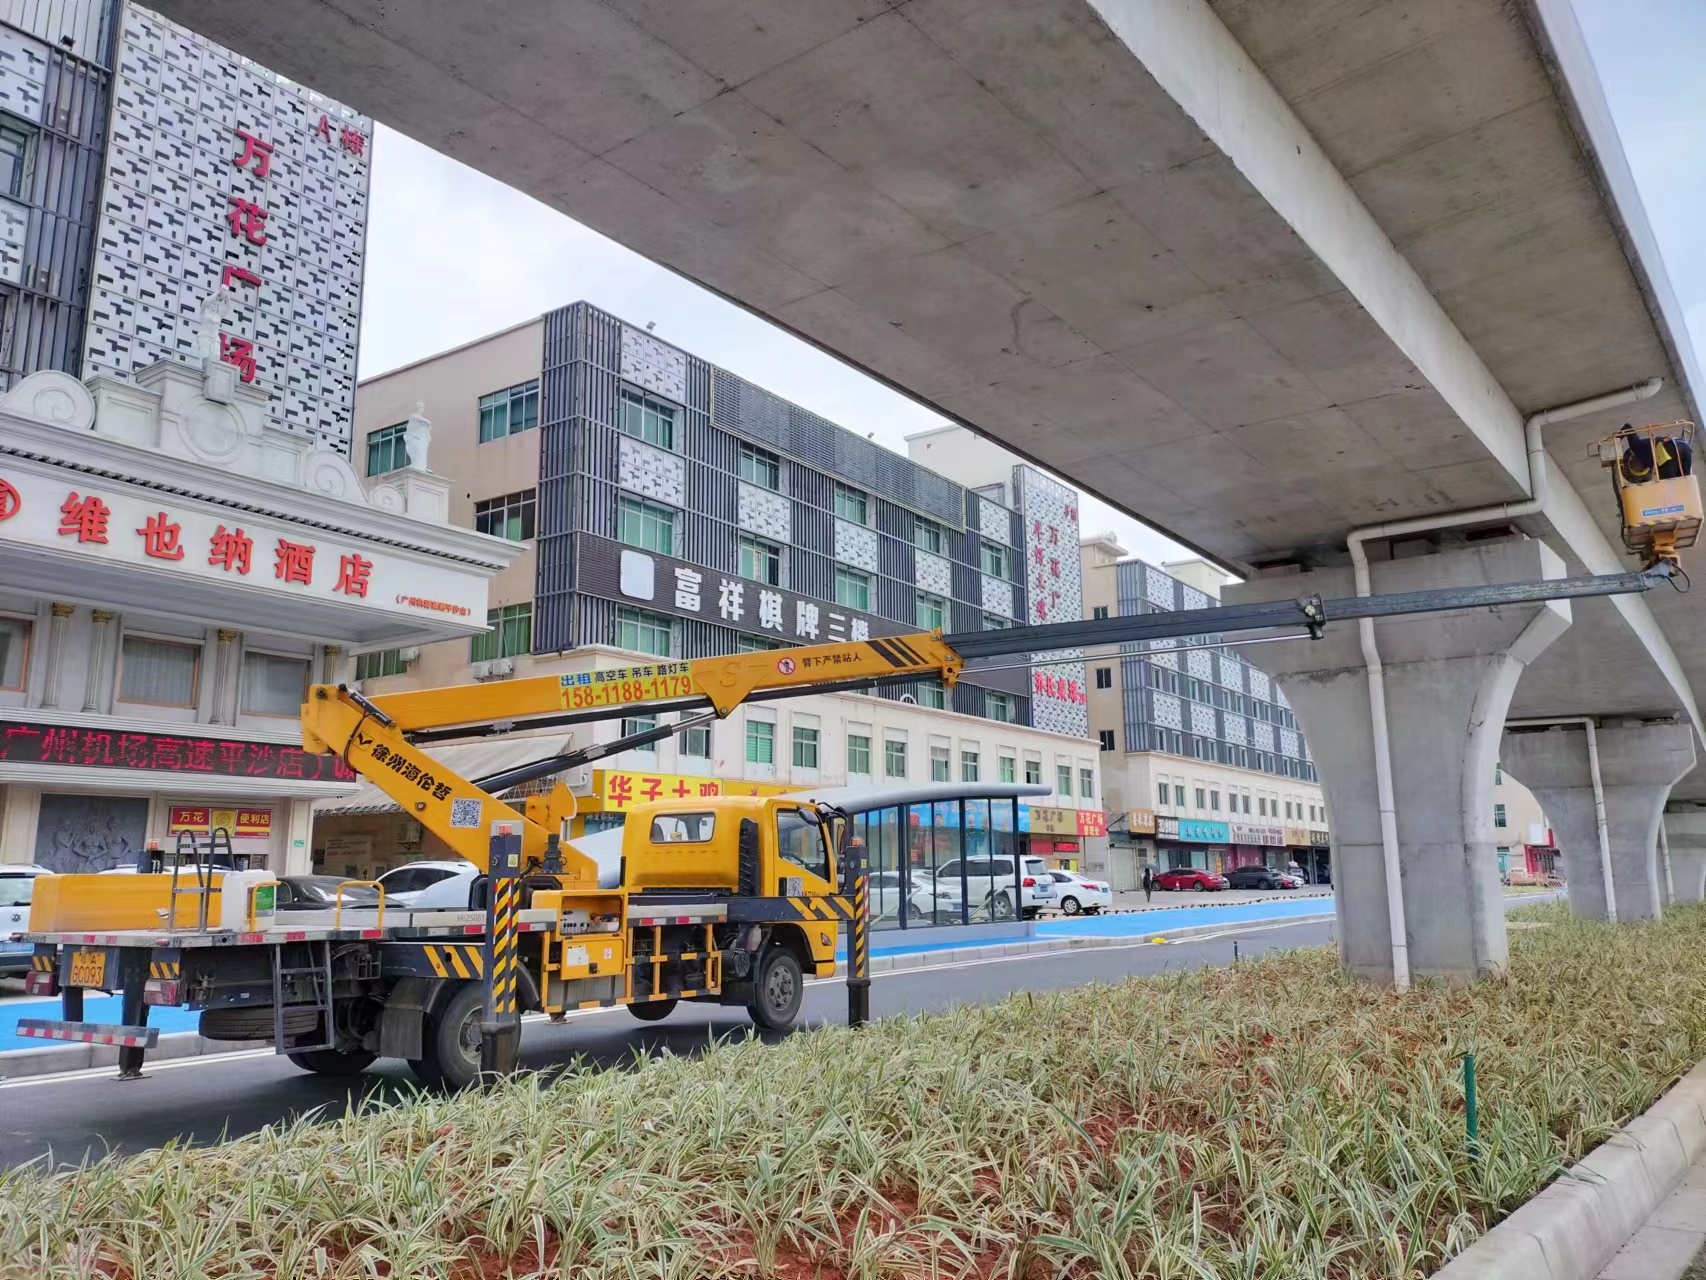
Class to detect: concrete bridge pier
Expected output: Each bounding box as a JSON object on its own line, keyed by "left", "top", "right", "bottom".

{"left": 1226, "top": 541, "right": 1569, "bottom": 986}
{"left": 1662, "top": 809, "right": 1706, "bottom": 906}
{"left": 1501, "top": 722, "right": 1695, "bottom": 922}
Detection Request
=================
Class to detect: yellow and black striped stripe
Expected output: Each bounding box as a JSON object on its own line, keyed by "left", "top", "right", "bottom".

{"left": 148, "top": 958, "right": 180, "bottom": 980}
{"left": 787, "top": 895, "right": 855, "bottom": 921}
{"left": 864, "top": 635, "right": 933, "bottom": 669}
{"left": 422, "top": 944, "right": 486, "bottom": 979}
{"left": 31, "top": 953, "right": 54, "bottom": 973}
{"left": 850, "top": 875, "right": 870, "bottom": 979}
{"left": 490, "top": 878, "right": 520, "bottom": 1015}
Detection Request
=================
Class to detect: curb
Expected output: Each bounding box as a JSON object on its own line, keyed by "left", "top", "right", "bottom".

{"left": 0, "top": 1030, "right": 249, "bottom": 1080}
{"left": 1435, "top": 1057, "right": 1706, "bottom": 1280}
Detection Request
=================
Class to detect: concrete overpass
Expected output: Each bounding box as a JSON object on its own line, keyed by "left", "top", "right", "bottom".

{"left": 151, "top": 0, "right": 1706, "bottom": 983}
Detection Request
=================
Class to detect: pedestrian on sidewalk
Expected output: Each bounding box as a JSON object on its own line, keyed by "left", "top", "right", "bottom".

{"left": 1142, "top": 866, "right": 1154, "bottom": 903}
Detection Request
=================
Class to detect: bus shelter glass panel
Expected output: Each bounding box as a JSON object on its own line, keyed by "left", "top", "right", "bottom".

{"left": 993, "top": 799, "right": 1019, "bottom": 908}
{"left": 909, "top": 800, "right": 968, "bottom": 926}
{"left": 858, "top": 807, "right": 903, "bottom": 931}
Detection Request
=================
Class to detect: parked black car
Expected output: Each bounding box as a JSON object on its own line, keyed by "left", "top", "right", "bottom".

{"left": 1224, "top": 865, "right": 1303, "bottom": 890}
{"left": 273, "top": 875, "right": 381, "bottom": 911}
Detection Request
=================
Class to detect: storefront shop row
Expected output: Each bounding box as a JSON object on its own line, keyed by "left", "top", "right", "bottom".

{"left": 1108, "top": 811, "right": 1333, "bottom": 885}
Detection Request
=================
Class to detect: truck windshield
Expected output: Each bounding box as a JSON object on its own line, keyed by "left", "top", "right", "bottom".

{"left": 775, "top": 810, "right": 829, "bottom": 883}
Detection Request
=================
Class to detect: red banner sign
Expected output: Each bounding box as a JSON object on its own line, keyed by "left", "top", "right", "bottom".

{"left": 0, "top": 721, "right": 355, "bottom": 782}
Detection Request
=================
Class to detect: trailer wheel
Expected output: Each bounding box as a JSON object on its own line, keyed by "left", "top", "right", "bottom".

{"left": 412, "top": 982, "right": 485, "bottom": 1090}
{"left": 627, "top": 998, "right": 677, "bottom": 1022}
{"left": 288, "top": 1047, "right": 376, "bottom": 1077}
{"left": 747, "top": 947, "right": 803, "bottom": 1031}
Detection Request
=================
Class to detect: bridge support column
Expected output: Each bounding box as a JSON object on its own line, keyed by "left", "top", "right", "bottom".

{"left": 1662, "top": 810, "right": 1706, "bottom": 906}
{"left": 1501, "top": 723, "right": 1694, "bottom": 922}
{"left": 1226, "top": 542, "right": 1570, "bottom": 986}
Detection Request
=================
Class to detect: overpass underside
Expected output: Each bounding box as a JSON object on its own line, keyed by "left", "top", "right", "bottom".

{"left": 149, "top": 0, "right": 1706, "bottom": 983}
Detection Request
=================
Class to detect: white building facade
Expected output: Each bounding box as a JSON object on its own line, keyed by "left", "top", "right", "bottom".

{"left": 0, "top": 362, "right": 516, "bottom": 873}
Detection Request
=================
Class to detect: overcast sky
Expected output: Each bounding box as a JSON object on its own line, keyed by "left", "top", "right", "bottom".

{"left": 356, "top": 0, "right": 1702, "bottom": 575}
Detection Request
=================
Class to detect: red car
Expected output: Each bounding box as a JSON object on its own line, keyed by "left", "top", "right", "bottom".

{"left": 1154, "top": 868, "right": 1229, "bottom": 892}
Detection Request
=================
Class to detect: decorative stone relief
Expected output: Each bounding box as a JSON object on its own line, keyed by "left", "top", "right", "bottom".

{"left": 1252, "top": 722, "right": 1275, "bottom": 752}
{"left": 1151, "top": 649, "right": 1179, "bottom": 671}
{"left": 1280, "top": 728, "right": 1300, "bottom": 758}
{"left": 1249, "top": 669, "right": 1272, "bottom": 702}
{"left": 915, "top": 550, "right": 952, "bottom": 596}
{"left": 1181, "top": 585, "right": 1211, "bottom": 611}
{"left": 1145, "top": 568, "right": 1175, "bottom": 610}
{"left": 978, "top": 496, "right": 1010, "bottom": 545}
{"left": 738, "top": 481, "right": 791, "bottom": 541}
{"left": 618, "top": 434, "right": 685, "bottom": 505}
{"left": 1223, "top": 713, "right": 1247, "bottom": 745}
{"left": 1, "top": 371, "right": 96, "bottom": 431}
{"left": 620, "top": 325, "right": 688, "bottom": 403}
{"left": 981, "top": 574, "right": 1014, "bottom": 618}
{"left": 1190, "top": 702, "right": 1217, "bottom": 737}
{"left": 1187, "top": 649, "right": 1213, "bottom": 680}
{"left": 833, "top": 518, "right": 879, "bottom": 572}
{"left": 1152, "top": 692, "right": 1182, "bottom": 730}
{"left": 304, "top": 450, "right": 362, "bottom": 501}
{"left": 1219, "top": 655, "right": 1243, "bottom": 690}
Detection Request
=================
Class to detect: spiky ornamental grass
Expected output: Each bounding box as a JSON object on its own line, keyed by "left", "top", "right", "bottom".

{"left": 5, "top": 901, "right": 1705, "bottom": 1280}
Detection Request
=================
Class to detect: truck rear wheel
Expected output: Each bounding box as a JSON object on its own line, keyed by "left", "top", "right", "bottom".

{"left": 288, "top": 1047, "right": 376, "bottom": 1077}
{"left": 410, "top": 982, "right": 485, "bottom": 1091}
{"left": 747, "top": 947, "right": 803, "bottom": 1031}
{"left": 628, "top": 998, "right": 677, "bottom": 1022}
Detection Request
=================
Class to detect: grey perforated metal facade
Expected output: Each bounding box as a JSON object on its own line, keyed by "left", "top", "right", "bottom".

{"left": 533, "top": 300, "right": 1034, "bottom": 728}
{"left": 1112, "top": 557, "right": 1316, "bottom": 783}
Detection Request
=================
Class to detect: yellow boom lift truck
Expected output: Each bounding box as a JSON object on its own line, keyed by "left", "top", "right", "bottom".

{"left": 18, "top": 566, "right": 1675, "bottom": 1087}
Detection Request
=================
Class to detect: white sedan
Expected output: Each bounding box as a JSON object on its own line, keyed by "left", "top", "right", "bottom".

{"left": 1046, "top": 870, "right": 1111, "bottom": 915}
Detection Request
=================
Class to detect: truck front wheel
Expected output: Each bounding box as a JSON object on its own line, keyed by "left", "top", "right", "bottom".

{"left": 747, "top": 947, "right": 803, "bottom": 1031}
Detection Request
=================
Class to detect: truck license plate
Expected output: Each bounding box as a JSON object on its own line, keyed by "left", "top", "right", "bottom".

{"left": 68, "top": 950, "right": 106, "bottom": 989}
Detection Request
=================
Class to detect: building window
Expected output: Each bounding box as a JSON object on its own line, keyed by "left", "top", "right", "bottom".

{"left": 980, "top": 541, "right": 1009, "bottom": 577}
{"left": 834, "top": 483, "right": 868, "bottom": 525}
{"left": 985, "top": 691, "right": 1015, "bottom": 723}
{"left": 240, "top": 650, "right": 307, "bottom": 717}
{"left": 746, "top": 719, "right": 775, "bottom": 765}
{"left": 119, "top": 636, "right": 200, "bottom": 707}
{"left": 914, "top": 518, "right": 943, "bottom": 554}
{"left": 1081, "top": 768, "right": 1094, "bottom": 799}
{"left": 354, "top": 649, "right": 405, "bottom": 681}
{"left": 739, "top": 534, "right": 782, "bottom": 586}
{"left": 0, "top": 121, "right": 31, "bottom": 198}
{"left": 739, "top": 443, "right": 781, "bottom": 491}
{"left": 1494, "top": 803, "right": 1507, "bottom": 828}
{"left": 365, "top": 422, "right": 408, "bottom": 476}
{"left": 736, "top": 634, "right": 784, "bottom": 653}
{"left": 478, "top": 380, "right": 540, "bottom": 442}
{"left": 621, "top": 713, "right": 658, "bottom": 746}
{"left": 1024, "top": 755, "right": 1042, "bottom": 785}
{"left": 1095, "top": 667, "right": 1112, "bottom": 689}
{"left": 613, "top": 606, "right": 674, "bottom": 657}
{"left": 916, "top": 680, "right": 946, "bottom": 710}
{"left": 1098, "top": 729, "right": 1115, "bottom": 751}
{"left": 1057, "top": 764, "right": 1073, "bottom": 797}
{"left": 1209, "top": 789, "right": 1221, "bottom": 811}
{"left": 848, "top": 733, "right": 872, "bottom": 775}
{"left": 916, "top": 592, "right": 945, "bottom": 632}
{"left": 1494, "top": 762, "right": 1503, "bottom": 784}
{"left": 1175, "top": 784, "right": 1186, "bottom": 807}
{"left": 961, "top": 749, "right": 980, "bottom": 782}
{"left": 1195, "top": 787, "right": 1207, "bottom": 810}
{"left": 1000, "top": 754, "right": 1016, "bottom": 783}
{"left": 1157, "top": 781, "right": 1169, "bottom": 807}
{"left": 1242, "top": 794, "right": 1252, "bottom": 814}
{"left": 679, "top": 722, "right": 711, "bottom": 757}
{"left": 474, "top": 489, "right": 537, "bottom": 541}
{"left": 835, "top": 565, "right": 871, "bottom": 611}
{"left": 617, "top": 387, "right": 674, "bottom": 449}
{"left": 618, "top": 496, "right": 676, "bottom": 555}
{"left": 792, "top": 725, "right": 820, "bottom": 769}
{"left": 885, "top": 737, "right": 907, "bottom": 778}
{"left": 1092, "top": 605, "right": 1110, "bottom": 620}
{"left": 930, "top": 744, "right": 950, "bottom": 782}
{"left": 983, "top": 614, "right": 1012, "bottom": 630}
{"left": 472, "top": 603, "right": 533, "bottom": 661}
{"left": 0, "top": 616, "right": 29, "bottom": 690}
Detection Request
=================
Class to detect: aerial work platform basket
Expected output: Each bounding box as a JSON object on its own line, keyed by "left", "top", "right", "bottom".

{"left": 1593, "top": 420, "right": 1702, "bottom": 575}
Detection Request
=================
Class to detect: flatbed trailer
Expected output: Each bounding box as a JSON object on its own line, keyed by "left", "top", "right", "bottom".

{"left": 18, "top": 566, "right": 1670, "bottom": 1086}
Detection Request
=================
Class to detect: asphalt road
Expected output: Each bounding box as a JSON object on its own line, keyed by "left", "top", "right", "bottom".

{"left": 0, "top": 916, "right": 1333, "bottom": 1171}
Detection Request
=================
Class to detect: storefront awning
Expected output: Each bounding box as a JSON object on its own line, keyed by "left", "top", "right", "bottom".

{"left": 312, "top": 735, "right": 574, "bottom": 816}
